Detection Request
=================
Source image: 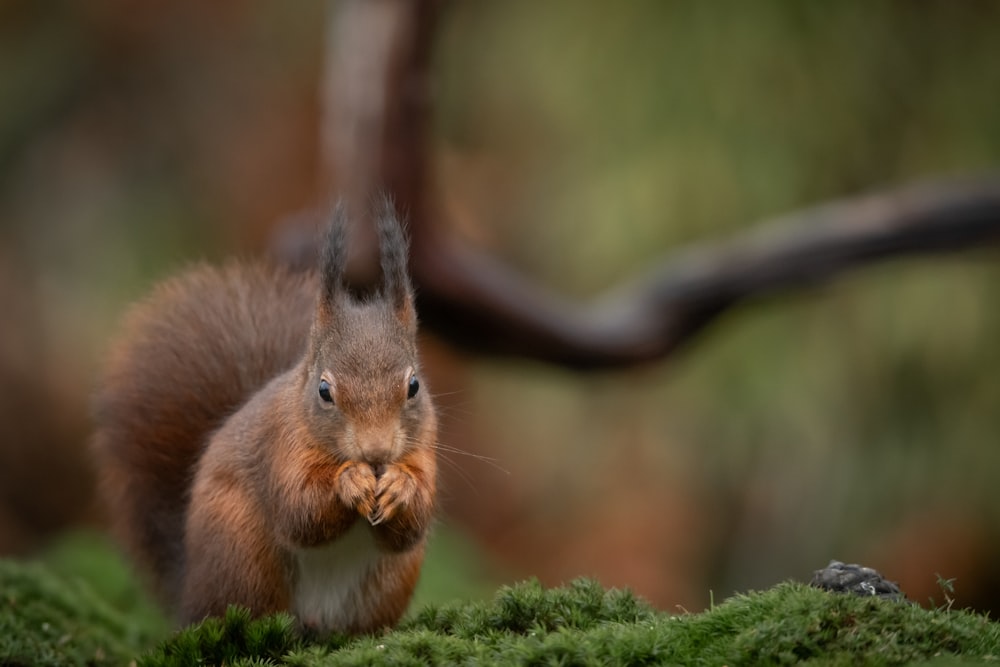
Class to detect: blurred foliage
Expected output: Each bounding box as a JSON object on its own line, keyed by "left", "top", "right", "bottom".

{"left": 437, "top": 3, "right": 1000, "bottom": 288}
{"left": 1, "top": 0, "right": 1000, "bottom": 622}
{"left": 431, "top": 1, "right": 1000, "bottom": 611}
{"left": 39, "top": 531, "right": 168, "bottom": 639}
{"left": 0, "top": 557, "right": 156, "bottom": 666}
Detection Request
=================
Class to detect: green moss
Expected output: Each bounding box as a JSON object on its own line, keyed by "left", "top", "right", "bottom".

{"left": 142, "top": 607, "right": 301, "bottom": 667}
{"left": 38, "top": 530, "right": 169, "bottom": 639}
{"left": 0, "top": 559, "right": 156, "bottom": 666}
{"left": 136, "top": 579, "right": 1000, "bottom": 666}
{"left": 5, "top": 549, "right": 1000, "bottom": 666}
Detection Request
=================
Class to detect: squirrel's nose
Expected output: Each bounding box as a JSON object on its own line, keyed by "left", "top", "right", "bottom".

{"left": 359, "top": 442, "right": 391, "bottom": 465}
{"left": 358, "top": 440, "right": 393, "bottom": 469}
{"left": 354, "top": 424, "right": 398, "bottom": 474}
{"left": 354, "top": 424, "right": 397, "bottom": 468}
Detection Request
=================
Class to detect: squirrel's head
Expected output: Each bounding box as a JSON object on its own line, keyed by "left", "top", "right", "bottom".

{"left": 302, "top": 196, "right": 435, "bottom": 465}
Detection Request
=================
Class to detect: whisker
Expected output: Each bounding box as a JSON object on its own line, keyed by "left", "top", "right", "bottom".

{"left": 434, "top": 452, "right": 479, "bottom": 494}
{"left": 431, "top": 403, "right": 476, "bottom": 421}
{"left": 399, "top": 433, "right": 511, "bottom": 476}
{"left": 428, "top": 389, "right": 469, "bottom": 399}
{"left": 431, "top": 444, "right": 510, "bottom": 476}
{"left": 432, "top": 443, "right": 504, "bottom": 464}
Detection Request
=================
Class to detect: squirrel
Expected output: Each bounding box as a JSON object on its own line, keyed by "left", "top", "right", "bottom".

{"left": 91, "top": 198, "right": 437, "bottom": 636}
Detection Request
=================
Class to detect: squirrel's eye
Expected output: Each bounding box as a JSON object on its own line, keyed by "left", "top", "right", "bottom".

{"left": 318, "top": 379, "right": 334, "bottom": 404}
{"left": 407, "top": 375, "right": 420, "bottom": 399}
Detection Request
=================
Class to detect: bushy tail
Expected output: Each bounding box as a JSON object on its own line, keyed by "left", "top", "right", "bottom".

{"left": 92, "top": 261, "right": 317, "bottom": 608}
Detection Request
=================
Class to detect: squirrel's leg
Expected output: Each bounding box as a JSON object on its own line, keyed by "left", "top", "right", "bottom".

{"left": 353, "top": 547, "right": 426, "bottom": 632}
{"left": 370, "top": 446, "right": 436, "bottom": 552}
{"left": 180, "top": 481, "right": 288, "bottom": 624}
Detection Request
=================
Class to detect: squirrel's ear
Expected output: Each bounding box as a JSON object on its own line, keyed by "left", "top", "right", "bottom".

{"left": 375, "top": 194, "right": 416, "bottom": 327}
{"left": 319, "top": 202, "right": 349, "bottom": 309}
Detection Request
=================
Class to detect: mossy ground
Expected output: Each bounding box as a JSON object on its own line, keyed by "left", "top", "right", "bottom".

{"left": 138, "top": 581, "right": 1000, "bottom": 666}
{"left": 3, "top": 536, "right": 1000, "bottom": 666}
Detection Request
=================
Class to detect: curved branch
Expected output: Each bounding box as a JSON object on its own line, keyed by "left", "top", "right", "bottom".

{"left": 323, "top": 1, "right": 1000, "bottom": 370}
{"left": 412, "top": 176, "right": 1000, "bottom": 369}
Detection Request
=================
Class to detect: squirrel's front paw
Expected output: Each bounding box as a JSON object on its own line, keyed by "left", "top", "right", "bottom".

{"left": 336, "top": 462, "right": 376, "bottom": 519}
{"left": 368, "top": 465, "right": 420, "bottom": 526}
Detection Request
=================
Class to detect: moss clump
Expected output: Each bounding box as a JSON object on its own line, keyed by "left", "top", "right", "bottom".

{"left": 4, "top": 554, "right": 1000, "bottom": 666}
{"left": 145, "top": 607, "right": 300, "bottom": 667}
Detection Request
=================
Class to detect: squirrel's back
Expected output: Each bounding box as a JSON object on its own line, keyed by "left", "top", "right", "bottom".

{"left": 92, "top": 261, "right": 317, "bottom": 606}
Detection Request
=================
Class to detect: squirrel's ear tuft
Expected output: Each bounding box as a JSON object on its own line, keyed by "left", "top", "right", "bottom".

{"left": 319, "top": 202, "right": 349, "bottom": 306}
{"left": 375, "top": 194, "right": 415, "bottom": 325}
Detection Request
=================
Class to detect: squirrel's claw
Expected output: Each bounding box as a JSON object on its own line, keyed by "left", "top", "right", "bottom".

{"left": 368, "top": 494, "right": 396, "bottom": 526}
{"left": 357, "top": 498, "right": 376, "bottom": 522}
{"left": 369, "top": 465, "right": 416, "bottom": 528}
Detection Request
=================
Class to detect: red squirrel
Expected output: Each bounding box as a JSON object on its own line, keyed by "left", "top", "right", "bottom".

{"left": 92, "top": 199, "right": 437, "bottom": 635}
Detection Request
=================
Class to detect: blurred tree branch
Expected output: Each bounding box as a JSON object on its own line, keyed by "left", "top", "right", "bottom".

{"left": 324, "top": 0, "right": 1000, "bottom": 370}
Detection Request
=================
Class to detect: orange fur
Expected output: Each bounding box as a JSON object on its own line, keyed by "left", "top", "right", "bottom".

{"left": 92, "top": 203, "right": 436, "bottom": 635}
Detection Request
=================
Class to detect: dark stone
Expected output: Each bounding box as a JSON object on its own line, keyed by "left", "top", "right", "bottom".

{"left": 809, "top": 560, "right": 907, "bottom": 602}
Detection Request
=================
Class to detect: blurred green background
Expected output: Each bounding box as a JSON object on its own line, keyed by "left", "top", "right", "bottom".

{"left": 2, "top": 0, "right": 1000, "bottom": 623}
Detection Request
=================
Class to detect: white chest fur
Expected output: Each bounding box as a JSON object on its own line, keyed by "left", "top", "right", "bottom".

{"left": 292, "top": 522, "right": 382, "bottom": 631}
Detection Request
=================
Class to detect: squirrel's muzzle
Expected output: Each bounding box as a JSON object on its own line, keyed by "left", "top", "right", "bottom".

{"left": 353, "top": 424, "right": 398, "bottom": 467}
